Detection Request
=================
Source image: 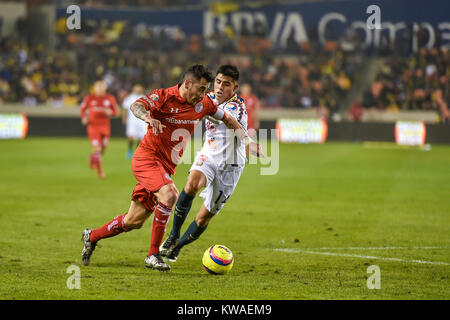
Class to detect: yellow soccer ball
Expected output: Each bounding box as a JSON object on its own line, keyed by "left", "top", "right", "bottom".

{"left": 202, "top": 245, "right": 234, "bottom": 275}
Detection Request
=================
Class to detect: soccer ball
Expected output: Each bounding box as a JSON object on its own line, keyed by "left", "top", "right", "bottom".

{"left": 202, "top": 245, "right": 234, "bottom": 275}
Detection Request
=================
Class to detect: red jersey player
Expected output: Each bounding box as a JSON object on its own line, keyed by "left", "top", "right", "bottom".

{"left": 81, "top": 65, "right": 264, "bottom": 271}
{"left": 240, "top": 83, "right": 260, "bottom": 137}
{"left": 80, "top": 80, "right": 118, "bottom": 179}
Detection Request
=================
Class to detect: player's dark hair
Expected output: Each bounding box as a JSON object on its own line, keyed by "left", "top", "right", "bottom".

{"left": 183, "top": 64, "right": 214, "bottom": 83}
{"left": 216, "top": 65, "right": 239, "bottom": 82}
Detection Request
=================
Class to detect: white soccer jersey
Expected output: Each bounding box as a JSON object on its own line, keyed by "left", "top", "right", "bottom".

{"left": 189, "top": 92, "right": 248, "bottom": 215}
{"left": 201, "top": 91, "right": 248, "bottom": 166}
{"left": 122, "top": 93, "right": 148, "bottom": 139}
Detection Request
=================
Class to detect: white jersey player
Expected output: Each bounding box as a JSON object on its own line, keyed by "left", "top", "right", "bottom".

{"left": 160, "top": 65, "right": 249, "bottom": 262}
{"left": 122, "top": 84, "right": 147, "bottom": 159}
{"left": 194, "top": 91, "right": 248, "bottom": 213}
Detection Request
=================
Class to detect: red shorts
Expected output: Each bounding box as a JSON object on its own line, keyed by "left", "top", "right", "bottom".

{"left": 131, "top": 148, "right": 174, "bottom": 212}
{"left": 87, "top": 125, "right": 110, "bottom": 148}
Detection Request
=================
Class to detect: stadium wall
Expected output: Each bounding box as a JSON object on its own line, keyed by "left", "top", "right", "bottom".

{"left": 22, "top": 117, "right": 450, "bottom": 144}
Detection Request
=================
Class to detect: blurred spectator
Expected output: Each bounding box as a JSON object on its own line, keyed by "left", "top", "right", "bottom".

{"left": 362, "top": 48, "right": 450, "bottom": 122}
{"left": 2, "top": 11, "right": 363, "bottom": 113}
{"left": 240, "top": 83, "right": 260, "bottom": 134}
{"left": 349, "top": 99, "right": 364, "bottom": 122}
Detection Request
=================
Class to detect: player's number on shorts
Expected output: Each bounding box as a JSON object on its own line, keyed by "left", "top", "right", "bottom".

{"left": 215, "top": 191, "right": 230, "bottom": 205}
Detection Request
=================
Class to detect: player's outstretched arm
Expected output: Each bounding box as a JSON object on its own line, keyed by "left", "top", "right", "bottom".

{"left": 220, "top": 112, "right": 265, "bottom": 158}
{"left": 130, "top": 101, "right": 166, "bottom": 135}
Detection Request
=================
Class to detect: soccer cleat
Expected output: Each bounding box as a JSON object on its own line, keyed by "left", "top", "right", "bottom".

{"left": 165, "top": 246, "right": 181, "bottom": 262}
{"left": 160, "top": 234, "right": 178, "bottom": 258}
{"left": 81, "top": 228, "right": 97, "bottom": 266}
{"left": 97, "top": 170, "right": 105, "bottom": 179}
{"left": 144, "top": 253, "right": 171, "bottom": 271}
{"left": 126, "top": 149, "right": 133, "bottom": 160}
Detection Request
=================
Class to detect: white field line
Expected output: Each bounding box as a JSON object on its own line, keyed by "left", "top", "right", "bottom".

{"left": 274, "top": 248, "right": 450, "bottom": 266}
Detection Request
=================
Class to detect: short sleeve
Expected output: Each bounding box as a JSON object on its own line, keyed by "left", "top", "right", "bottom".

{"left": 204, "top": 94, "right": 219, "bottom": 117}
{"left": 135, "top": 89, "right": 165, "bottom": 111}
{"left": 223, "top": 102, "right": 240, "bottom": 120}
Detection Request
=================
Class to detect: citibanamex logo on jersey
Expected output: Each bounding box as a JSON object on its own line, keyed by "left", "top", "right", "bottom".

{"left": 195, "top": 102, "right": 203, "bottom": 113}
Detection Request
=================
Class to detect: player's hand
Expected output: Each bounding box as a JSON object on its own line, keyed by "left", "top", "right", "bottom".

{"left": 81, "top": 117, "right": 88, "bottom": 126}
{"left": 146, "top": 117, "right": 166, "bottom": 136}
{"left": 249, "top": 141, "right": 265, "bottom": 158}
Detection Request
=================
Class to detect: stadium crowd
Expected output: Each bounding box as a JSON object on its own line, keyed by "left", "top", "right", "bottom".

{"left": 361, "top": 48, "right": 450, "bottom": 123}
{"left": 1, "top": 11, "right": 448, "bottom": 123}
{"left": 0, "top": 34, "right": 81, "bottom": 106}
{"left": 1, "top": 16, "right": 362, "bottom": 117}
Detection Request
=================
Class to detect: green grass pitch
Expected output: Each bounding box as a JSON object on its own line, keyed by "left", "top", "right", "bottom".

{"left": 0, "top": 137, "right": 449, "bottom": 300}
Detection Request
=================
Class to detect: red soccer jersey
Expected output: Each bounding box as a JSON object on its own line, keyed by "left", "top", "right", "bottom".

{"left": 80, "top": 94, "right": 118, "bottom": 127}
{"left": 242, "top": 94, "right": 259, "bottom": 130}
{"left": 135, "top": 84, "right": 218, "bottom": 175}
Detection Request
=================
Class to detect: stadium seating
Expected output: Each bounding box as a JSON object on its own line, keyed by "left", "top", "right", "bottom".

{"left": 0, "top": 1, "right": 448, "bottom": 125}
{"left": 362, "top": 48, "right": 450, "bottom": 123}
{"left": 1, "top": 16, "right": 363, "bottom": 117}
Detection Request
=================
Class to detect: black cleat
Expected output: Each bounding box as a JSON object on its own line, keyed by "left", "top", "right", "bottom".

{"left": 165, "top": 246, "right": 181, "bottom": 262}
{"left": 160, "top": 234, "right": 178, "bottom": 258}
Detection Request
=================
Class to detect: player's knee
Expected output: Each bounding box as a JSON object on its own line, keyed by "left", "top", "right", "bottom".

{"left": 159, "top": 188, "right": 178, "bottom": 208}
{"left": 185, "top": 181, "right": 201, "bottom": 196}
{"left": 166, "top": 193, "right": 178, "bottom": 208}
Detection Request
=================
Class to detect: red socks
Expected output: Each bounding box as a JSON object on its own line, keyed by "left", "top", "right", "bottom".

{"left": 90, "top": 213, "right": 129, "bottom": 243}
{"left": 148, "top": 203, "right": 172, "bottom": 257}
{"left": 90, "top": 152, "right": 104, "bottom": 179}
{"left": 88, "top": 204, "right": 172, "bottom": 258}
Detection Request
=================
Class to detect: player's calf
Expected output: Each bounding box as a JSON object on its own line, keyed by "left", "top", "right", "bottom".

{"left": 89, "top": 213, "right": 130, "bottom": 244}
{"left": 168, "top": 188, "right": 196, "bottom": 239}
{"left": 176, "top": 220, "right": 208, "bottom": 251}
{"left": 123, "top": 217, "right": 146, "bottom": 229}
{"left": 123, "top": 201, "right": 151, "bottom": 229}
{"left": 148, "top": 203, "right": 172, "bottom": 257}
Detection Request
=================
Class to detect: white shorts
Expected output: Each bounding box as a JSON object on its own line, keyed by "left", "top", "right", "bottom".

{"left": 126, "top": 120, "right": 147, "bottom": 140}
{"left": 190, "top": 153, "right": 244, "bottom": 215}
